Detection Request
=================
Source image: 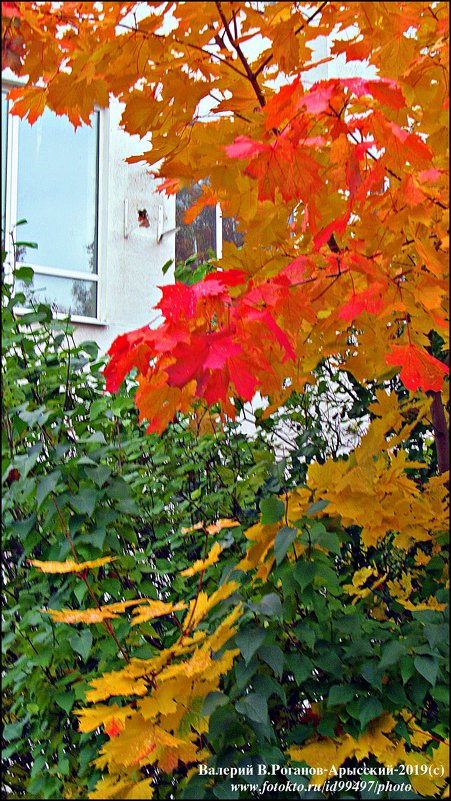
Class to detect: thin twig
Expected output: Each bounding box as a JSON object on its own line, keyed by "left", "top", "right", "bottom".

{"left": 52, "top": 496, "right": 130, "bottom": 662}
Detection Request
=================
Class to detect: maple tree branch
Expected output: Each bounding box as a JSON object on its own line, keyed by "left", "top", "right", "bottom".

{"left": 254, "top": 1, "right": 329, "bottom": 78}
{"left": 428, "top": 389, "right": 449, "bottom": 475}
{"left": 425, "top": 346, "right": 450, "bottom": 478}
{"left": 215, "top": 1, "right": 267, "bottom": 108}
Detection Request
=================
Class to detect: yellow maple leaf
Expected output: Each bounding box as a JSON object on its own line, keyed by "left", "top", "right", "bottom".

{"left": 44, "top": 607, "right": 122, "bottom": 624}
{"left": 181, "top": 521, "right": 205, "bottom": 534}
{"left": 180, "top": 541, "right": 223, "bottom": 577}
{"left": 415, "top": 550, "right": 431, "bottom": 566}
{"left": 124, "top": 779, "right": 154, "bottom": 799}
{"left": 88, "top": 775, "right": 136, "bottom": 800}
{"left": 405, "top": 749, "right": 449, "bottom": 797}
{"left": 138, "top": 677, "right": 187, "bottom": 720}
{"left": 181, "top": 581, "right": 239, "bottom": 630}
{"left": 29, "top": 556, "right": 116, "bottom": 573}
{"left": 101, "top": 714, "right": 184, "bottom": 768}
{"left": 86, "top": 671, "right": 149, "bottom": 704}
{"left": 76, "top": 703, "right": 134, "bottom": 733}
{"left": 131, "top": 600, "right": 187, "bottom": 625}
{"left": 387, "top": 572, "right": 413, "bottom": 601}
{"left": 205, "top": 519, "right": 240, "bottom": 535}
{"left": 400, "top": 596, "right": 447, "bottom": 612}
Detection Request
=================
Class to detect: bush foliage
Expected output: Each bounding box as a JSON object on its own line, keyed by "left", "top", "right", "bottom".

{"left": 2, "top": 257, "right": 449, "bottom": 800}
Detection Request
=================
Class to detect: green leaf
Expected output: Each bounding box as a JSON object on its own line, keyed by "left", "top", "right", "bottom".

{"left": 385, "top": 683, "right": 409, "bottom": 707}
{"left": 361, "top": 662, "right": 383, "bottom": 692}
{"left": 380, "top": 640, "right": 406, "bottom": 669}
{"left": 202, "top": 692, "right": 228, "bottom": 716}
{"left": 258, "top": 645, "right": 284, "bottom": 677}
{"left": 294, "top": 623, "right": 316, "bottom": 650}
{"left": 235, "top": 693, "right": 268, "bottom": 724}
{"left": 358, "top": 697, "right": 383, "bottom": 729}
{"left": 235, "top": 628, "right": 266, "bottom": 664}
{"left": 3, "top": 720, "right": 25, "bottom": 741}
{"left": 287, "top": 654, "right": 314, "bottom": 684}
{"left": 314, "top": 528, "right": 341, "bottom": 555}
{"left": 260, "top": 496, "right": 285, "bottom": 524}
{"left": 84, "top": 465, "right": 111, "bottom": 487}
{"left": 54, "top": 691, "right": 75, "bottom": 714}
{"left": 274, "top": 526, "right": 297, "bottom": 564}
{"left": 317, "top": 713, "right": 338, "bottom": 738}
{"left": 162, "top": 258, "right": 174, "bottom": 276}
{"left": 400, "top": 656, "right": 415, "bottom": 684}
{"left": 14, "top": 266, "right": 35, "bottom": 283}
{"left": 36, "top": 471, "right": 61, "bottom": 508}
{"left": 327, "top": 684, "right": 356, "bottom": 707}
{"left": 252, "top": 674, "right": 286, "bottom": 704}
{"left": 306, "top": 499, "right": 329, "bottom": 515}
{"left": 71, "top": 489, "right": 98, "bottom": 517}
{"left": 259, "top": 593, "right": 282, "bottom": 618}
{"left": 414, "top": 655, "right": 439, "bottom": 686}
{"left": 293, "top": 560, "right": 316, "bottom": 590}
{"left": 68, "top": 630, "right": 93, "bottom": 661}
{"left": 12, "top": 514, "right": 37, "bottom": 540}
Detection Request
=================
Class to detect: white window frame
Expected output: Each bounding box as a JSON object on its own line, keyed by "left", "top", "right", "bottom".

{"left": 2, "top": 78, "right": 108, "bottom": 325}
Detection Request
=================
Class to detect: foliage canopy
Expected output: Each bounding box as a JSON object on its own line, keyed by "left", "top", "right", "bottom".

{"left": 2, "top": 2, "right": 449, "bottom": 799}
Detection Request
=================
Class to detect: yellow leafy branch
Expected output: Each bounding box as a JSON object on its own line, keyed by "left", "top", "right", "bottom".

{"left": 29, "top": 556, "right": 116, "bottom": 573}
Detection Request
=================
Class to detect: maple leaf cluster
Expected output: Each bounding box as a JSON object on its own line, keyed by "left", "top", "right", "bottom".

{"left": 3, "top": 3, "right": 448, "bottom": 433}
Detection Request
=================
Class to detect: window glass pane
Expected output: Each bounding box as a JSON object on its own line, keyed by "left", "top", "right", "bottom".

{"left": 175, "top": 183, "right": 216, "bottom": 265}
{"left": 2, "top": 92, "right": 7, "bottom": 241}
{"left": 16, "top": 108, "right": 99, "bottom": 274}
{"left": 17, "top": 273, "right": 97, "bottom": 318}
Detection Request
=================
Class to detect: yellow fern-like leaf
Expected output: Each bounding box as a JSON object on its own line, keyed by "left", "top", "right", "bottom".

{"left": 29, "top": 556, "right": 116, "bottom": 573}
{"left": 44, "top": 607, "right": 122, "bottom": 624}
{"left": 131, "top": 599, "right": 187, "bottom": 625}
{"left": 180, "top": 541, "right": 223, "bottom": 577}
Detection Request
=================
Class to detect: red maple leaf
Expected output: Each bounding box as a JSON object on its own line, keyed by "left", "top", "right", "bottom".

{"left": 338, "top": 282, "right": 387, "bottom": 321}
{"left": 386, "top": 345, "right": 449, "bottom": 392}
{"left": 104, "top": 325, "right": 156, "bottom": 393}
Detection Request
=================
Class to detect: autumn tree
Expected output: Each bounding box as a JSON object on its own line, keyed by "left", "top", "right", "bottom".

{"left": 2, "top": 2, "right": 449, "bottom": 799}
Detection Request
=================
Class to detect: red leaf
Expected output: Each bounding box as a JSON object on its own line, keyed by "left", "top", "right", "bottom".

{"left": 366, "top": 79, "right": 405, "bottom": 111}
{"left": 386, "top": 345, "right": 449, "bottom": 392}
{"left": 228, "top": 355, "right": 259, "bottom": 400}
{"left": 346, "top": 152, "right": 363, "bottom": 198}
{"left": 156, "top": 283, "right": 196, "bottom": 321}
{"left": 301, "top": 82, "right": 335, "bottom": 114}
{"left": 166, "top": 338, "right": 210, "bottom": 387}
{"left": 313, "top": 210, "right": 350, "bottom": 250}
{"left": 201, "top": 368, "right": 230, "bottom": 405}
{"left": 166, "top": 330, "right": 241, "bottom": 388}
{"left": 156, "top": 177, "right": 181, "bottom": 195}
{"left": 339, "top": 282, "right": 387, "bottom": 321}
{"left": 203, "top": 331, "right": 241, "bottom": 369}
{"left": 225, "top": 135, "right": 268, "bottom": 160}
{"left": 104, "top": 325, "right": 155, "bottom": 393}
{"left": 2, "top": 2, "right": 23, "bottom": 18}
{"left": 247, "top": 309, "right": 296, "bottom": 361}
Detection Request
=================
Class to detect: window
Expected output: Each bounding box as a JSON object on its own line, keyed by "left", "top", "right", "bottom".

{"left": 2, "top": 88, "right": 102, "bottom": 320}
{"left": 175, "top": 181, "right": 244, "bottom": 267}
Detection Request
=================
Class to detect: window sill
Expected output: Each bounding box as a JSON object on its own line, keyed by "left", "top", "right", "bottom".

{"left": 13, "top": 306, "right": 109, "bottom": 326}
